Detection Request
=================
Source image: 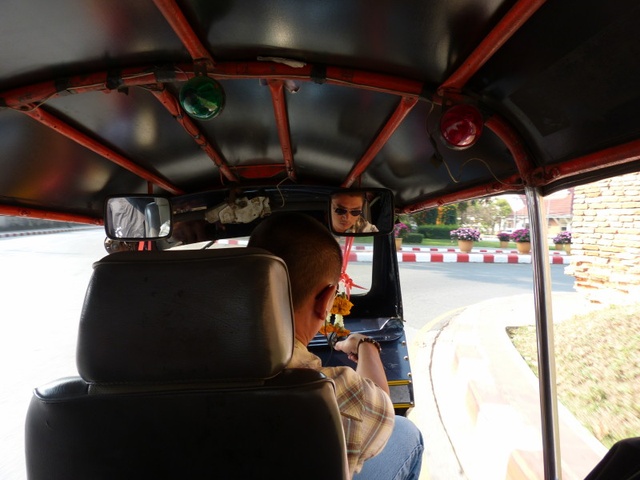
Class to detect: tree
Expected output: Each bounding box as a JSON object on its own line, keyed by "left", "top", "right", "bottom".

{"left": 415, "top": 198, "right": 513, "bottom": 230}
{"left": 441, "top": 204, "right": 457, "bottom": 225}
{"left": 419, "top": 208, "right": 438, "bottom": 224}
{"left": 494, "top": 198, "right": 513, "bottom": 220}
{"left": 456, "top": 201, "right": 469, "bottom": 224}
{"left": 452, "top": 197, "right": 513, "bottom": 232}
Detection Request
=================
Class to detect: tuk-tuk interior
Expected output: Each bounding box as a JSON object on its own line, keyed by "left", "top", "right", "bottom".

{"left": 100, "top": 186, "right": 415, "bottom": 413}
{"left": 2, "top": 1, "right": 640, "bottom": 478}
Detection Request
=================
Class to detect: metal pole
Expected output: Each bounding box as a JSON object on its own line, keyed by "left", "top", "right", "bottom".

{"left": 525, "top": 186, "right": 562, "bottom": 480}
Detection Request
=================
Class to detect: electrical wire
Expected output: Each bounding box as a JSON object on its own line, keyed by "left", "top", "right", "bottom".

{"left": 275, "top": 176, "right": 293, "bottom": 207}
{"left": 425, "top": 103, "right": 524, "bottom": 188}
{"left": 11, "top": 69, "right": 174, "bottom": 112}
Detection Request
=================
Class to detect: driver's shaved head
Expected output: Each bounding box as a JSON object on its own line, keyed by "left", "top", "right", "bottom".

{"left": 248, "top": 213, "right": 342, "bottom": 310}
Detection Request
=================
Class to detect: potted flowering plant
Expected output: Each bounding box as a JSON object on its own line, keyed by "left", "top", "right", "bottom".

{"left": 450, "top": 227, "right": 481, "bottom": 241}
{"left": 553, "top": 231, "right": 571, "bottom": 244}
{"left": 497, "top": 231, "right": 511, "bottom": 242}
{"left": 450, "top": 227, "right": 481, "bottom": 253}
{"left": 553, "top": 231, "right": 572, "bottom": 253}
{"left": 394, "top": 222, "right": 410, "bottom": 251}
{"left": 510, "top": 228, "right": 531, "bottom": 253}
{"left": 394, "top": 222, "right": 410, "bottom": 238}
{"left": 510, "top": 228, "right": 530, "bottom": 242}
{"left": 497, "top": 231, "right": 511, "bottom": 247}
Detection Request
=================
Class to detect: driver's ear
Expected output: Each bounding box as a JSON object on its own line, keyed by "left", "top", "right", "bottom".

{"left": 313, "top": 284, "right": 336, "bottom": 320}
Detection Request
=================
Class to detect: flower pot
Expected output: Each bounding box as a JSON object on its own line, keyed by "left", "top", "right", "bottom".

{"left": 500, "top": 241, "right": 509, "bottom": 248}
{"left": 457, "top": 239, "right": 474, "bottom": 253}
{"left": 555, "top": 243, "right": 563, "bottom": 250}
{"left": 516, "top": 241, "right": 531, "bottom": 254}
{"left": 395, "top": 238, "right": 403, "bottom": 251}
{"left": 563, "top": 244, "right": 571, "bottom": 254}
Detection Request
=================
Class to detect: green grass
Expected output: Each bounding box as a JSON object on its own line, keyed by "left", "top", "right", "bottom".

{"left": 354, "top": 237, "right": 562, "bottom": 251}
{"left": 507, "top": 303, "right": 640, "bottom": 448}
{"left": 411, "top": 238, "right": 543, "bottom": 249}
{"left": 417, "top": 239, "right": 505, "bottom": 248}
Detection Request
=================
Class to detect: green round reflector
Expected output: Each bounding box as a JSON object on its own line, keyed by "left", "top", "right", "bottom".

{"left": 179, "top": 76, "right": 226, "bottom": 120}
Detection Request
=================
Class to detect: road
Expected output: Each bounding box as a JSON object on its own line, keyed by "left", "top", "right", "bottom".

{"left": 341, "top": 260, "right": 576, "bottom": 479}
{"left": 400, "top": 262, "right": 574, "bottom": 330}
{"left": 344, "top": 261, "right": 575, "bottom": 332}
{"left": 0, "top": 229, "right": 576, "bottom": 479}
{"left": 0, "top": 228, "right": 107, "bottom": 480}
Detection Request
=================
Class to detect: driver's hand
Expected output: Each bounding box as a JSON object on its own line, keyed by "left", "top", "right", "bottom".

{"left": 171, "top": 220, "right": 208, "bottom": 245}
{"left": 333, "top": 333, "right": 368, "bottom": 363}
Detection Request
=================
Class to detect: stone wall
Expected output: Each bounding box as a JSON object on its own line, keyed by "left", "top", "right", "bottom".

{"left": 570, "top": 172, "right": 640, "bottom": 304}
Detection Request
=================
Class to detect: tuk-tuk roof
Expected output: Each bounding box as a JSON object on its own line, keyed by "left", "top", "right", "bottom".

{"left": 2, "top": 0, "right": 640, "bottom": 223}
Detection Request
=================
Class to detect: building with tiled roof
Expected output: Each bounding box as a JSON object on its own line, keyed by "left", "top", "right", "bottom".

{"left": 505, "top": 189, "right": 573, "bottom": 236}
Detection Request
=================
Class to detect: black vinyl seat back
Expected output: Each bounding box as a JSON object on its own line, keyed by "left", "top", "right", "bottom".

{"left": 25, "top": 248, "right": 349, "bottom": 480}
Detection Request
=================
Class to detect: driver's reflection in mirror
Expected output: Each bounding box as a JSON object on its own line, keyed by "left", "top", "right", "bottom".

{"left": 331, "top": 192, "right": 378, "bottom": 233}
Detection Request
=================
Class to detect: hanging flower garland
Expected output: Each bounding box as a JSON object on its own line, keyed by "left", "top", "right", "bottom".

{"left": 320, "top": 284, "right": 353, "bottom": 338}
{"left": 319, "top": 237, "right": 364, "bottom": 340}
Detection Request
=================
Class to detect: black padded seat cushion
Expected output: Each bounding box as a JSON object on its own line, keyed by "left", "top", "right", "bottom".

{"left": 26, "top": 369, "right": 348, "bottom": 480}
{"left": 76, "top": 248, "right": 294, "bottom": 385}
{"left": 26, "top": 247, "right": 350, "bottom": 479}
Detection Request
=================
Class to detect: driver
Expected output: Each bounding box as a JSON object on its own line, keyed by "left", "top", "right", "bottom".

{"left": 331, "top": 192, "right": 379, "bottom": 233}
{"left": 248, "top": 213, "right": 423, "bottom": 479}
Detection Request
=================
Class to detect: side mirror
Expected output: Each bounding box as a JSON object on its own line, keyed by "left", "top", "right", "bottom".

{"left": 104, "top": 196, "right": 172, "bottom": 240}
{"left": 328, "top": 189, "right": 394, "bottom": 236}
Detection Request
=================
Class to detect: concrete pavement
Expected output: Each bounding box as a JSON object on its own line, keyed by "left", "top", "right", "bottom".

{"left": 407, "top": 292, "right": 608, "bottom": 480}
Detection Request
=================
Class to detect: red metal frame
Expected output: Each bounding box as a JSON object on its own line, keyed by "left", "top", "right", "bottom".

{"left": 402, "top": 137, "right": 640, "bottom": 213}
{"left": 22, "top": 107, "right": 184, "bottom": 195}
{"left": 438, "top": 0, "right": 547, "bottom": 95}
{"left": 0, "top": 204, "right": 102, "bottom": 225}
{"left": 342, "top": 96, "right": 419, "bottom": 188}
{"left": 485, "top": 114, "right": 536, "bottom": 184}
{"left": 0, "top": 67, "right": 172, "bottom": 110}
{"left": 399, "top": 0, "right": 544, "bottom": 214}
{"left": 152, "top": 0, "right": 215, "bottom": 66}
{"left": 150, "top": 88, "right": 239, "bottom": 182}
{"left": 5, "top": 0, "right": 545, "bottom": 199}
{"left": 541, "top": 139, "right": 640, "bottom": 182}
{"left": 268, "top": 80, "right": 297, "bottom": 181}
{"left": 403, "top": 173, "right": 523, "bottom": 213}
{"left": 4, "top": 0, "right": 635, "bottom": 231}
{"left": 0, "top": 63, "right": 425, "bottom": 110}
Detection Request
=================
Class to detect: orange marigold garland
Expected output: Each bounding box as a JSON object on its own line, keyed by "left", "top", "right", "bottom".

{"left": 320, "top": 291, "right": 352, "bottom": 338}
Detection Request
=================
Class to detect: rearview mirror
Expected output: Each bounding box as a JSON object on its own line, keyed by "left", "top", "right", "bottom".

{"left": 328, "top": 189, "right": 394, "bottom": 236}
{"left": 104, "top": 196, "right": 172, "bottom": 240}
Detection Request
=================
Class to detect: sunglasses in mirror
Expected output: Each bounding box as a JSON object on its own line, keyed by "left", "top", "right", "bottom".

{"left": 333, "top": 207, "right": 363, "bottom": 217}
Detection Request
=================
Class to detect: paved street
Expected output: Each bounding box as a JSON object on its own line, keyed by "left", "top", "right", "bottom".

{"left": 1, "top": 228, "right": 106, "bottom": 480}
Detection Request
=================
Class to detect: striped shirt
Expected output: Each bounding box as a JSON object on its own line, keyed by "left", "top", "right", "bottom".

{"left": 289, "top": 339, "right": 395, "bottom": 477}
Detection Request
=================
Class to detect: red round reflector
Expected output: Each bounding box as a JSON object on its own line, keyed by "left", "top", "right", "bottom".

{"left": 439, "top": 104, "right": 484, "bottom": 149}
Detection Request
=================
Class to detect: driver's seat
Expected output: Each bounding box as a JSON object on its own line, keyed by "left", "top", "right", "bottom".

{"left": 25, "top": 248, "right": 348, "bottom": 480}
